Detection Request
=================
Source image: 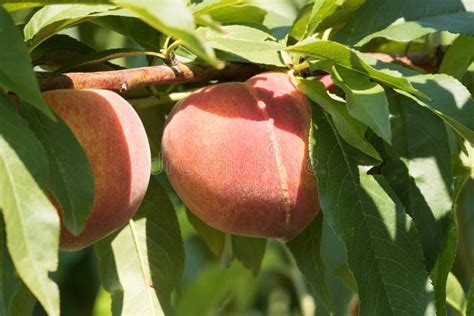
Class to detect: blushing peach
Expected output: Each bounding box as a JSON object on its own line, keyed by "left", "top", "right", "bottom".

{"left": 42, "top": 89, "right": 151, "bottom": 250}
{"left": 162, "top": 72, "right": 320, "bottom": 240}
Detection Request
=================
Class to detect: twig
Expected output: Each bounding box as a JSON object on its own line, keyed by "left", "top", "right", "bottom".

{"left": 37, "top": 62, "right": 263, "bottom": 92}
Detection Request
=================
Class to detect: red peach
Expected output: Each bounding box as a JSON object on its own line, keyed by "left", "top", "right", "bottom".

{"left": 42, "top": 89, "right": 151, "bottom": 251}
{"left": 162, "top": 72, "right": 320, "bottom": 240}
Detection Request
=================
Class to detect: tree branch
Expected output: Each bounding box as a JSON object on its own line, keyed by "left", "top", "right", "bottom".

{"left": 38, "top": 62, "right": 263, "bottom": 91}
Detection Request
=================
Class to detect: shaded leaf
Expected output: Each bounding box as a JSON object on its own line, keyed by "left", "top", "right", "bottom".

{"left": 0, "top": 6, "right": 53, "bottom": 119}
{"left": 9, "top": 282, "right": 37, "bottom": 316}
{"left": 382, "top": 91, "right": 452, "bottom": 270}
{"left": 93, "top": 16, "right": 163, "bottom": 51}
{"left": 403, "top": 74, "right": 474, "bottom": 145}
{"left": 467, "top": 278, "right": 474, "bottom": 316}
{"left": 31, "top": 34, "right": 96, "bottom": 67}
{"left": 56, "top": 47, "right": 150, "bottom": 72}
{"left": 0, "top": 216, "right": 20, "bottom": 316}
{"left": 287, "top": 213, "right": 335, "bottom": 315}
{"left": 186, "top": 209, "right": 225, "bottom": 257}
{"left": 313, "top": 106, "right": 434, "bottom": 315}
{"left": 231, "top": 235, "right": 267, "bottom": 275}
{"left": 22, "top": 104, "right": 95, "bottom": 236}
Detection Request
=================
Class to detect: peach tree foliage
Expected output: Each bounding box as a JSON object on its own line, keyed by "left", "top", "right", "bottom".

{"left": 0, "top": 0, "right": 473, "bottom": 315}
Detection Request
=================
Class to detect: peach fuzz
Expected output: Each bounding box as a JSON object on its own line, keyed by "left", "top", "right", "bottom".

{"left": 42, "top": 89, "right": 151, "bottom": 251}
{"left": 162, "top": 72, "right": 320, "bottom": 240}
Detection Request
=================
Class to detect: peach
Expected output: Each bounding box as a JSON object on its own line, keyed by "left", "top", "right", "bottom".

{"left": 162, "top": 72, "right": 320, "bottom": 240}
{"left": 42, "top": 89, "right": 151, "bottom": 251}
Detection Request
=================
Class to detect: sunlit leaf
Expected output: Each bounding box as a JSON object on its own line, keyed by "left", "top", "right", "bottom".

{"left": 334, "top": 0, "right": 474, "bottom": 46}
{"left": 286, "top": 39, "right": 424, "bottom": 97}
{"left": 114, "top": 0, "right": 222, "bottom": 68}
{"left": 440, "top": 35, "right": 474, "bottom": 80}
{"left": 296, "top": 78, "right": 381, "bottom": 160}
{"left": 0, "top": 95, "right": 60, "bottom": 316}
{"left": 331, "top": 65, "right": 392, "bottom": 143}
{"left": 96, "top": 176, "right": 184, "bottom": 315}
{"left": 313, "top": 106, "right": 434, "bottom": 315}
{"left": 199, "top": 25, "right": 284, "bottom": 66}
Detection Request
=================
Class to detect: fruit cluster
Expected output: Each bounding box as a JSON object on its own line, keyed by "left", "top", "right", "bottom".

{"left": 43, "top": 72, "right": 320, "bottom": 250}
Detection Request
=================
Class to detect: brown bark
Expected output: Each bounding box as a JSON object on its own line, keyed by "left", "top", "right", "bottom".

{"left": 38, "top": 62, "right": 263, "bottom": 92}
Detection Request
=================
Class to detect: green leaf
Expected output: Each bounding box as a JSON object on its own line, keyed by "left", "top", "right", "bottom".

{"left": 446, "top": 272, "right": 468, "bottom": 314}
{"left": 356, "top": 12, "right": 474, "bottom": 47}
{"left": 3, "top": 1, "right": 111, "bottom": 12}
{"left": 467, "top": 278, "right": 474, "bottom": 316}
{"left": 114, "top": 0, "right": 222, "bottom": 68}
{"left": 9, "top": 283, "right": 37, "bottom": 316}
{"left": 24, "top": 4, "right": 122, "bottom": 51}
{"left": 231, "top": 235, "right": 267, "bottom": 276}
{"left": 56, "top": 48, "right": 151, "bottom": 72}
{"left": 0, "top": 96, "right": 60, "bottom": 316}
{"left": 403, "top": 74, "right": 474, "bottom": 145}
{"left": 186, "top": 209, "right": 225, "bottom": 257}
{"left": 302, "top": 0, "right": 338, "bottom": 39}
{"left": 287, "top": 213, "right": 335, "bottom": 315}
{"left": 431, "top": 218, "right": 458, "bottom": 316}
{"left": 96, "top": 176, "right": 184, "bottom": 315}
{"left": 0, "top": 6, "right": 54, "bottom": 119}
{"left": 331, "top": 65, "right": 392, "bottom": 143}
{"left": 362, "top": 56, "right": 474, "bottom": 145}
{"left": 191, "top": 0, "right": 249, "bottom": 16}
{"left": 192, "top": 0, "right": 266, "bottom": 24}
{"left": 334, "top": 0, "right": 474, "bottom": 46}
{"left": 93, "top": 16, "right": 163, "bottom": 51}
{"left": 31, "top": 34, "right": 96, "bottom": 67}
{"left": 295, "top": 78, "right": 381, "bottom": 160}
{"left": 313, "top": 106, "right": 434, "bottom": 314}
{"left": 286, "top": 39, "right": 424, "bottom": 97}
{"left": 199, "top": 25, "right": 284, "bottom": 66}
{"left": 290, "top": 0, "right": 365, "bottom": 41}
{"left": 0, "top": 216, "right": 20, "bottom": 316}
{"left": 176, "top": 262, "right": 252, "bottom": 316}
{"left": 440, "top": 35, "right": 474, "bottom": 80}
{"left": 200, "top": 5, "right": 266, "bottom": 24}
{"left": 431, "top": 168, "right": 471, "bottom": 315}
{"left": 22, "top": 104, "right": 95, "bottom": 236}
{"left": 382, "top": 92, "right": 453, "bottom": 270}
